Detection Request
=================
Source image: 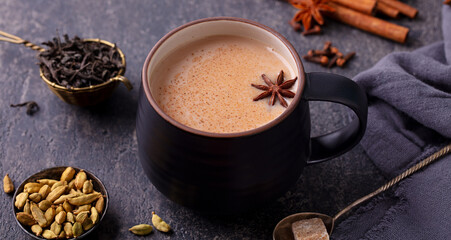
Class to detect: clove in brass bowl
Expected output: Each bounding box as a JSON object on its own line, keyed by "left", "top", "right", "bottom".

{"left": 12, "top": 166, "right": 109, "bottom": 240}
{"left": 39, "top": 38, "right": 133, "bottom": 107}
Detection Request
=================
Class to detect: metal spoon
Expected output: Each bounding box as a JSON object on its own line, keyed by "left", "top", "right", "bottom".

{"left": 273, "top": 144, "right": 451, "bottom": 240}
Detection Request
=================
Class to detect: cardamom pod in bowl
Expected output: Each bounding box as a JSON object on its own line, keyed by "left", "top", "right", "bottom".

{"left": 12, "top": 166, "right": 108, "bottom": 240}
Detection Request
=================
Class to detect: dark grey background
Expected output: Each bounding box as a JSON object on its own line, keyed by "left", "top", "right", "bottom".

{"left": 0, "top": 0, "right": 443, "bottom": 239}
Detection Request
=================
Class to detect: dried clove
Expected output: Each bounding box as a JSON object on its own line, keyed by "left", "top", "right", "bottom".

{"left": 303, "top": 55, "right": 329, "bottom": 66}
{"left": 336, "top": 52, "right": 356, "bottom": 67}
{"left": 10, "top": 101, "right": 39, "bottom": 115}
{"left": 289, "top": 19, "right": 302, "bottom": 31}
{"left": 303, "top": 41, "right": 355, "bottom": 68}
{"left": 327, "top": 55, "right": 339, "bottom": 68}
{"left": 302, "top": 25, "right": 322, "bottom": 36}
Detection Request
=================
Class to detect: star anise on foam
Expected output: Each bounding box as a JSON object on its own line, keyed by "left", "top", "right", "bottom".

{"left": 251, "top": 70, "right": 298, "bottom": 108}
{"left": 289, "top": 0, "right": 335, "bottom": 30}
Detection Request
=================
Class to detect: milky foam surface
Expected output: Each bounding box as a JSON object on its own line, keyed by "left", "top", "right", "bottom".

{"left": 151, "top": 35, "right": 297, "bottom": 133}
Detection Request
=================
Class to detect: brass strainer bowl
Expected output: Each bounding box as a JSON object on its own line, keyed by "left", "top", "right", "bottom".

{"left": 0, "top": 31, "right": 132, "bottom": 106}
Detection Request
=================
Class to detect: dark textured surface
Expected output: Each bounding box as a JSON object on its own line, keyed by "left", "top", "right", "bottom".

{"left": 0, "top": 0, "right": 442, "bottom": 239}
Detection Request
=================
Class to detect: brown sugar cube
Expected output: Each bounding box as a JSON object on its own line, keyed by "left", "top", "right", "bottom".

{"left": 291, "top": 218, "right": 329, "bottom": 240}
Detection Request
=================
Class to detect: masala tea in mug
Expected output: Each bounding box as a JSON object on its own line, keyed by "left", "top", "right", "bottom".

{"left": 150, "top": 35, "right": 298, "bottom": 133}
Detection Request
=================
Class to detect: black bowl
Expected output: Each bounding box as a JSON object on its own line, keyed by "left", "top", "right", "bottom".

{"left": 12, "top": 166, "right": 109, "bottom": 239}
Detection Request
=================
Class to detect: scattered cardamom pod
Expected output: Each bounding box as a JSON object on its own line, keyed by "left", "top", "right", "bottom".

{"left": 46, "top": 185, "right": 67, "bottom": 203}
{"left": 14, "top": 192, "right": 28, "bottom": 210}
{"left": 129, "top": 224, "right": 153, "bottom": 236}
{"left": 152, "top": 211, "right": 171, "bottom": 232}
{"left": 44, "top": 207, "right": 56, "bottom": 224}
{"left": 90, "top": 207, "right": 99, "bottom": 224}
{"left": 72, "top": 222, "right": 83, "bottom": 237}
{"left": 31, "top": 224, "right": 43, "bottom": 236}
{"left": 24, "top": 182, "right": 42, "bottom": 193}
{"left": 83, "top": 180, "right": 93, "bottom": 194}
{"left": 42, "top": 229, "right": 57, "bottom": 239}
{"left": 23, "top": 199, "right": 31, "bottom": 214}
{"left": 3, "top": 174, "right": 14, "bottom": 193}
{"left": 68, "top": 192, "right": 101, "bottom": 206}
{"left": 38, "top": 185, "right": 51, "bottom": 199}
{"left": 55, "top": 211, "right": 66, "bottom": 224}
{"left": 74, "top": 170, "right": 87, "bottom": 190}
{"left": 38, "top": 200, "right": 52, "bottom": 212}
{"left": 64, "top": 222, "right": 73, "bottom": 238}
{"left": 37, "top": 179, "right": 58, "bottom": 186}
{"left": 60, "top": 167, "right": 76, "bottom": 182}
{"left": 66, "top": 212, "right": 75, "bottom": 223}
{"left": 50, "top": 221, "right": 62, "bottom": 235}
{"left": 95, "top": 195, "right": 105, "bottom": 213}
{"left": 16, "top": 212, "right": 37, "bottom": 226}
{"left": 31, "top": 202, "right": 47, "bottom": 227}
{"left": 29, "top": 192, "right": 43, "bottom": 203}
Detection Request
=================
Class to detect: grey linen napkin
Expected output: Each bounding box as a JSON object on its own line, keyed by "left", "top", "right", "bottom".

{"left": 333, "top": 5, "right": 451, "bottom": 240}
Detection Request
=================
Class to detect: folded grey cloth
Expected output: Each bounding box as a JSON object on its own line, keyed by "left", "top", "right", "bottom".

{"left": 333, "top": 5, "right": 451, "bottom": 240}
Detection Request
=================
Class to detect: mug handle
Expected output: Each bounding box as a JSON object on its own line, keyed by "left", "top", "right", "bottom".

{"left": 302, "top": 72, "right": 368, "bottom": 164}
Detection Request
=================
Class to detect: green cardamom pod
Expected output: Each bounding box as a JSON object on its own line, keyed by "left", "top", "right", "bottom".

{"left": 60, "top": 167, "right": 76, "bottom": 182}
{"left": 31, "top": 202, "right": 47, "bottom": 227}
{"left": 14, "top": 192, "right": 28, "bottom": 210}
{"left": 31, "top": 224, "right": 43, "bottom": 236}
{"left": 38, "top": 200, "right": 52, "bottom": 212}
{"left": 68, "top": 192, "right": 100, "bottom": 206}
{"left": 16, "top": 212, "right": 36, "bottom": 226}
{"left": 152, "top": 211, "right": 171, "bottom": 232}
{"left": 50, "top": 221, "right": 62, "bottom": 235}
{"left": 72, "top": 222, "right": 83, "bottom": 237}
{"left": 64, "top": 222, "right": 73, "bottom": 238}
{"left": 74, "top": 170, "right": 87, "bottom": 190}
{"left": 55, "top": 211, "right": 66, "bottom": 224}
{"left": 3, "top": 174, "right": 14, "bottom": 193}
{"left": 42, "top": 229, "right": 57, "bottom": 239}
{"left": 38, "top": 185, "right": 51, "bottom": 199}
{"left": 129, "top": 224, "right": 153, "bottom": 236}
{"left": 95, "top": 195, "right": 105, "bottom": 213}
{"left": 29, "top": 193, "right": 42, "bottom": 203}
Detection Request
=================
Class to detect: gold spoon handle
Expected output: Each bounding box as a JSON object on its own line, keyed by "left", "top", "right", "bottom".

{"left": 333, "top": 143, "right": 451, "bottom": 221}
{"left": 0, "top": 30, "right": 45, "bottom": 52}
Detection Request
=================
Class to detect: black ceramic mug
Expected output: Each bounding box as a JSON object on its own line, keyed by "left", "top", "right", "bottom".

{"left": 137, "top": 17, "right": 367, "bottom": 214}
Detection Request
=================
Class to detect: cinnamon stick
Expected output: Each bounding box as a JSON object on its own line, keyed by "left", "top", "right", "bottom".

{"left": 378, "top": 0, "right": 418, "bottom": 18}
{"left": 325, "top": 3, "right": 409, "bottom": 43}
{"left": 376, "top": 1, "right": 400, "bottom": 18}
{"left": 332, "top": 0, "right": 377, "bottom": 15}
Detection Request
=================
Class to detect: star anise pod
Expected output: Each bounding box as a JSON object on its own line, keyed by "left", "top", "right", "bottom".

{"left": 289, "top": 0, "right": 335, "bottom": 30}
{"left": 251, "top": 70, "right": 297, "bottom": 108}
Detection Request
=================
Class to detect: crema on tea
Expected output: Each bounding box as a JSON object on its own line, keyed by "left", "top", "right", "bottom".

{"left": 150, "top": 35, "right": 297, "bottom": 133}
